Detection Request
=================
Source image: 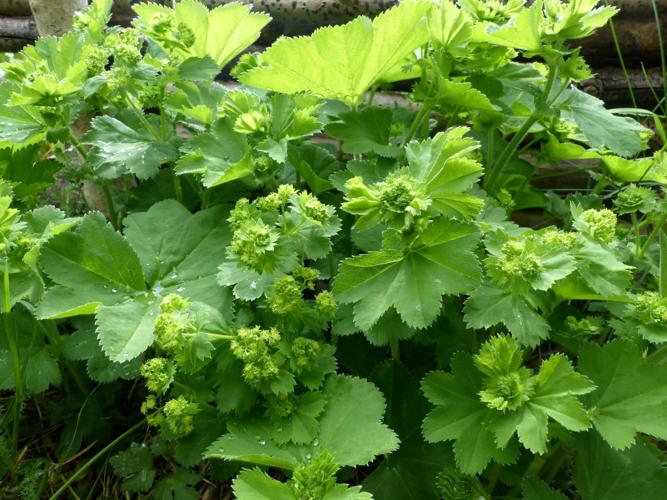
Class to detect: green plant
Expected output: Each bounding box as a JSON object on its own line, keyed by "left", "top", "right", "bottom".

{"left": 1, "top": 0, "right": 666, "bottom": 498}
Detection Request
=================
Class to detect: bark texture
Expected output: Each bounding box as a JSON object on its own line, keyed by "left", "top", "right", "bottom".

{"left": 581, "top": 66, "right": 664, "bottom": 108}
{"left": 28, "top": 0, "right": 87, "bottom": 36}
{"left": 0, "top": 15, "right": 34, "bottom": 38}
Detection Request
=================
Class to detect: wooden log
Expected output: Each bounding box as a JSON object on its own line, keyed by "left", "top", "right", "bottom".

{"left": 0, "top": 15, "right": 34, "bottom": 38}
{"left": 581, "top": 66, "right": 664, "bottom": 108}
{"left": 0, "top": 35, "right": 29, "bottom": 50}
{"left": 582, "top": 2, "right": 667, "bottom": 67}
{"left": 0, "top": 0, "right": 665, "bottom": 66}
{"left": 0, "top": 0, "right": 30, "bottom": 16}
{"left": 0, "top": 0, "right": 140, "bottom": 15}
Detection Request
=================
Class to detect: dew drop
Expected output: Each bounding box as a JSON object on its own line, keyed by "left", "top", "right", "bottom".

{"left": 258, "top": 438, "right": 266, "bottom": 446}
{"left": 176, "top": 286, "right": 185, "bottom": 293}
{"left": 249, "top": 281, "right": 257, "bottom": 289}
{"left": 415, "top": 305, "right": 421, "bottom": 312}
{"left": 305, "top": 452, "right": 312, "bottom": 460}
{"left": 312, "top": 439, "right": 319, "bottom": 447}
{"left": 122, "top": 351, "right": 129, "bottom": 360}
{"left": 170, "top": 272, "right": 178, "bottom": 280}
{"left": 111, "top": 288, "right": 118, "bottom": 294}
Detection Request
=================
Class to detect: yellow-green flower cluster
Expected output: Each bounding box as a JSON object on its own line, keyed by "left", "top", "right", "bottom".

{"left": 632, "top": 292, "right": 667, "bottom": 326}
{"left": 461, "top": 0, "right": 524, "bottom": 23}
{"left": 614, "top": 185, "right": 656, "bottom": 215}
{"left": 343, "top": 171, "right": 431, "bottom": 231}
{"left": 474, "top": 336, "right": 536, "bottom": 412}
{"left": 290, "top": 449, "right": 339, "bottom": 500}
{"left": 140, "top": 357, "right": 174, "bottom": 395}
{"left": 163, "top": 396, "right": 199, "bottom": 437}
{"left": 315, "top": 291, "right": 338, "bottom": 319}
{"left": 269, "top": 276, "right": 304, "bottom": 315}
{"left": 154, "top": 294, "right": 194, "bottom": 353}
{"left": 491, "top": 240, "right": 542, "bottom": 281}
{"left": 140, "top": 394, "right": 163, "bottom": 427}
{"left": 565, "top": 315, "right": 603, "bottom": 336}
{"left": 231, "top": 326, "right": 282, "bottom": 387}
{"left": 542, "top": 228, "right": 577, "bottom": 250}
{"left": 230, "top": 220, "right": 279, "bottom": 272}
{"left": 266, "top": 394, "right": 296, "bottom": 419}
{"left": 106, "top": 29, "right": 143, "bottom": 66}
{"left": 296, "top": 192, "right": 332, "bottom": 225}
{"left": 579, "top": 208, "right": 617, "bottom": 243}
{"left": 293, "top": 266, "right": 320, "bottom": 290}
{"left": 291, "top": 337, "right": 321, "bottom": 372}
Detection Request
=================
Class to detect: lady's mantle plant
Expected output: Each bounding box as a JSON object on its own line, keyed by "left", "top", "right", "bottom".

{"left": 1, "top": 0, "right": 667, "bottom": 498}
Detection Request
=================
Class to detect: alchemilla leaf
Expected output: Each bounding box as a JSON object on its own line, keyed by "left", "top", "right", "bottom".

{"left": 422, "top": 336, "right": 594, "bottom": 471}
{"left": 334, "top": 219, "right": 481, "bottom": 330}
{"left": 133, "top": 0, "right": 269, "bottom": 67}
{"left": 240, "top": 1, "right": 432, "bottom": 105}
{"left": 579, "top": 340, "right": 667, "bottom": 449}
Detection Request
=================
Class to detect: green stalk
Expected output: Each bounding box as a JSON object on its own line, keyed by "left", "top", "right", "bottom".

{"left": 604, "top": 0, "right": 638, "bottom": 108}
{"left": 101, "top": 184, "right": 118, "bottom": 229}
{"left": 640, "top": 63, "right": 664, "bottom": 112}
{"left": 4, "top": 260, "right": 21, "bottom": 454}
{"left": 486, "top": 129, "right": 494, "bottom": 168}
{"left": 67, "top": 131, "right": 90, "bottom": 161}
{"left": 68, "top": 131, "right": 119, "bottom": 227}
{"left": 49, "top": 420, "right": 146, "bottom": 500}
{"left": 389, "top": 338, "right": 400, "bottom": 361}
{"left": 327, "top": 252, "right": 336, "bottom": 280}
{"left": 631, "top": 213, "right": 642, "bottom": 256}
{"left": 172, "top": 173, "right": 183, "bottom": 203}
{"left": 40, "top": 321, "right": 89, "bottom": 397}
{"left": 402, "top": 102, "right": 433, "bottom": 147}
{"left": 125, "top": 96, "right": 160, "bottom": 139}
{"left": 484, "top": 63, "right": 560, "bottom": 192}
{"left": 660, "top": 230, "right": 667, "bottom": 298}
{"left": 650, "top": 0, "right": 667, "bottom": 115}
{"left": 483, "top": 112, "right": 539, "bottom": 192}
{"left": 637, "top": 213, "right": 667, "bottom": 258}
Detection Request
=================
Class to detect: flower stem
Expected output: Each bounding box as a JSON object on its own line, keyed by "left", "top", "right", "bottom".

{"left": 402, "top": 102, "right": 432, "bottom": 147}
{"left": 49, "top": 420, "right": 146, "bottom": 500}
{"left": 3, "top": 260, "right": 22, "bottom": 454}
{"left": 638, "top": 213, "right": 667, "bottom": 258}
